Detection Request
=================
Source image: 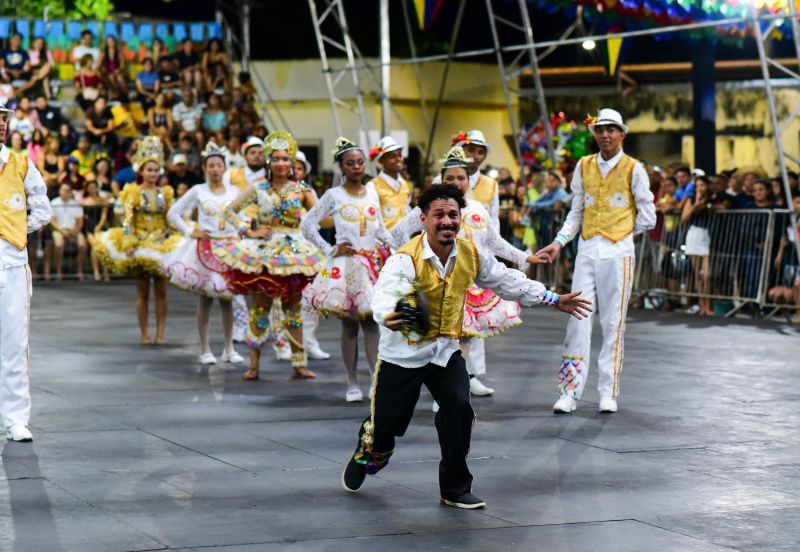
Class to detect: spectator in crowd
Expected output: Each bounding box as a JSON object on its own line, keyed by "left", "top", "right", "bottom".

{"left": 73, "top": 30, "right": 100, "bottom": 71}
{"left": 236, "top": 72, "right": 257, "bottom": 104}
{"left": 202, "top": 39, "right": 231, "bottom": 94}
{"left": 85, "top": 96, "right": 116, "bottom": 150}
{"left": 1, "top": 33, "right": 35, "bottom": 96}
{"left": 202, "top": 93, "right": 226, "bottom": 133}
{"left": 223, "top": 135, "right": 245, "bottom": 169}
{"left": 175, "top": 38, "right": 202, "bottom": 91}
{"left": 57, "top": 122, "right": 77, "bottom": 158}
{"left": 681, "top": 175, "right": 713, "bottom": 316}
{"left": 60, "top": 156, "right": 84, "bottom": 195}
{"left": 769, "top": 192, "right": 800, "bottom": 323}
{"left": 93, "top": 154, "right": 115, "bottom": 198}
{"left": 655, "top": 176, "right": 681, "bottom": 310}
{"left": 49, "top": 183, "right": 88, "bottom": 281}
{"left": 173, "top": 87, "right": 204, "bottom": 146}
{"left": 27, "top": 128, "right": 46, "bottom": 165}
{"left": 80, "top": 180, "right": 110, "bottom": 282}
{"left": 37, "top": 136, "right": 63, "bottom": 196}
{"left": 112, "top": 139, "right": 139, "bottom": 189}
{"left": 673, "top": 166, "right": 694, "bottom": 205}
{"left": 771, "top": 177, "right": 787, "bottom": 209}
{"left": 148, "top": 37, "right": 169, "bottom": 65}
{"left": 70, "top": 134, "right": 96, "bottom": 177}
{"left": 112, "top": 95, "right": 145, "bottom": 140}
{"left": 27, "top": 36, "right": 54, "bottom": 99}
{"left": 528, "top": 171, "right": 569, "bottom": 249}
{"left": 157, "top": 56, "right": 182, "bottom": 104}
{"left": 99, "top": 35, "right": 127, "bottom": 99}
{"left": 497, "top": 168, "right": 516, "bottom": 241}
{"left": 172, "top": 132, "right": 201, "bottom": 175}
{"left": 734, "top": 171, "right": 758, "bottom": 208}
{"left": 788, "top": 172, "right": 799, "bottom": 193}
{"left": 8, "top": 131, "right": 27, "bottom": 159}
{"left": 135, "top": 57, "right": 160, "bottom": 109}
{"left": 166, "top": 153, "right": 202, "bottom": 189}
{"left": 34, "top": 94, "right": 64, "bottom": 134}
{"left": 147, "top": 92, "right": 174, "bottom": 150}
{"left": 9, "top": 106, "right": 36, "bottom": 142}
{"left": 74, "top": 54, "right": 104, "bottom": 112}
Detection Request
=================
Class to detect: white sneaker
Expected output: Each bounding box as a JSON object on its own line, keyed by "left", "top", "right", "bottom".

{"left": 686, "top": 304, "right": 701, "bottom": 314}
{"left": 273, "top": 342, "right": 292, "bottom": 361}
{"left": 346, "top": 388, "right": 363, "bottom": 402}
{"left": 469, "top": 377, "right": 495, "bottom": 396}
{"left": 598, "top": 396, "right": 618, "bottom": 413}
{"left": 222, "top": 350, "right": 245, "bottom": 364}
{"left": 432, "top": 401, "right": 440, "bottom": 413}
{"left": 199, "top": 352, "right": 217, "bottom": 365}
{"left": 306, "top": 342, "right": 330, "bottom": 360}
{"left": 6, "top": 425, "right": 33, "bottom": 442}
{"left": 553, "top": 395, "right": 577, "bottom": 413}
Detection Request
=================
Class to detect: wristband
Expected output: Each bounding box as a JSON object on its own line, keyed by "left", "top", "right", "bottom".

{"left": 554, "top": 235, "right": 567, "bottom": 247}
{"left": 542, "top": 290, "right": 559, "bottom": 306}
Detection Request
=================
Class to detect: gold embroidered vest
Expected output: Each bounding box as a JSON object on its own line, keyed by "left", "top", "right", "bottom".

{"left": 580, "top": 153, "right": 638, "bottom": 243}
{"left": 371, "top": 175, "right": 410, "bottom": 230}
{"left": 397, "top": 234, "right": 480, "bottom": 341}
{"left": 469, "top": 174, "right": 497, "bottom": 211}
{"left": 0, "top": 150, "right": 30, "bottom": 249}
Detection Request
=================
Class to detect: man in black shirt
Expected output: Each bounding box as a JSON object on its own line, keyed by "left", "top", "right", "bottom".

{"left": 158, "top": 57, "right": 183, "bottom": 104}
{"left": 175, "top": 39, "right": 202, "bottom": 90}
{"left": 34, "top": 95, "right": 64, "bottom": 135}
{"left": 167, "top": 154, "right": 202, "bottom": 188}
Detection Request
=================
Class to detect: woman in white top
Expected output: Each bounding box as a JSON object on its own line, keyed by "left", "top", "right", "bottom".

{"left": 162, "top": 142, "right": 244, "bottom": 365}
{"left": 301, "top": 138, "right": 398, "bottom": 402}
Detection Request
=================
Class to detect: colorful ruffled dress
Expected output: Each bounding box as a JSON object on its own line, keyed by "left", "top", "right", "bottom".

{"left": 160, "top": 182, "right": 242, "bottom": 298}
{"left": 94, "top": 184, "right": 183, "bottom": 277}
{"left": 300, "top": 185, "right": 396, "bottom": 320}
{"left": 218, "top": 180, "right": 324, "bottom": 299}
{"left": 391, "top": 198, "right": 528, "bottom": 338}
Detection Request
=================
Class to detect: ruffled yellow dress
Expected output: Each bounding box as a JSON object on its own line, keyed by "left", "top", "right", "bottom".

{"left": 94, "top": 184, "right": 184, "bottom": 278}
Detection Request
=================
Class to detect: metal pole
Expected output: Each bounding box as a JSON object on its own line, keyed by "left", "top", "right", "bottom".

{"left": 485, "top": 0, "right": 523, "bottom": 170}
{"left": 380, "top": 0, "right": 391, "bottom": 135}
{"left": 752, "top": 9, "right": 800, "bottom": 263}
{"left": 240, "top": 0, "right": 251, "bottom": 72}
{"left": 402, "top": 0, "right": 431, "bottom": 131}
{"left": 335, "top": 0, "right": 371, "bottom": 142}
{"left": 516, "top": 0, "right": 555, "bottom": 169}
{"left": 423, "top": 0, "right": 467, "bottom": 171}
{"left": 307, "top": 0, "right": 343, "bottom": 136}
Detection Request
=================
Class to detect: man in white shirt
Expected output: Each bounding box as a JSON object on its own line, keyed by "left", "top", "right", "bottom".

{"left": 172, "top": 87, "right": 204, "bottom": 144}
{"left": 341, "top": 184, "right": 590, "bottom": 509}
{"left": 72, "top": 30, "right": 100, "bottom": 71}
{"left": 367, "top": 136, "right": 411, "bottom": 231}
{"left": 49, "top": 183, "right": 87, "bottom": 281}
{"left": 537, "top": 108, "right": 656, "bottom": 414}
{"left": 0, "top": 102, "right": 52, "bottom": 442}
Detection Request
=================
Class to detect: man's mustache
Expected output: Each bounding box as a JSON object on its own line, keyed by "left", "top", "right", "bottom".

{"left": 436, "top": 225, "right": 459, "bottom": 232}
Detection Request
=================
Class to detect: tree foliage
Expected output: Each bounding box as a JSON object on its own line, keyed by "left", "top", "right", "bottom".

{"left": 4, "top": 0, "right": 116, "bottom": 20}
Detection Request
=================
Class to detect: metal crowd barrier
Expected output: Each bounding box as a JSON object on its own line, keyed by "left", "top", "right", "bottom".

{"left": 633, "top": 209, "right": 796, "bottom": 318}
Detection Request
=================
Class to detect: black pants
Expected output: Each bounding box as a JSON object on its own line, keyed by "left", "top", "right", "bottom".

{"left": 353, "top": 351, "right": 475, "bottom": 499}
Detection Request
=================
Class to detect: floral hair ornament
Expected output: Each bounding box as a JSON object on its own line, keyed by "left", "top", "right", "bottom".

{"left": 132, "top": 135, "right": 165, "bottom": 172}
{"left": 202, "top": 140, "right": 227, "bottom": 164}
{"left": 440, "top": 145, "right": 473, "bottom": 171}
{"left": 451, "top": 129, "right": 491, "bottom": 153}
{"left": 583, "top": 114, "right": 598, "bottom": 125}
{"left": 332, "top": 136, "right": 363, "bottom": 163}
{"left": 263, "top": 130, "right": 298, "bottom": 162}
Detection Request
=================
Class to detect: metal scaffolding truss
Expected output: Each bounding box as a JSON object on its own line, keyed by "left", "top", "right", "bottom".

{"left": 307, "top": 0, "right": 371, "bottom": 141}
{"left": 484, "top": 0, "right": 555, "bottom": 168}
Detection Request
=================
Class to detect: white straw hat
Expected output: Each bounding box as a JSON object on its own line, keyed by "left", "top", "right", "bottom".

{"left": 588, "top": 108, "right": 629, "bottom": 134}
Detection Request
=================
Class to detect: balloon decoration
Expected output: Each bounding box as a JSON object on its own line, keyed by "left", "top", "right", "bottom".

{"left": 519, "top": 112, "right": 594, "bottom": 172}
{"left": 530, "top": 0, "right": 799, "bottom": 41}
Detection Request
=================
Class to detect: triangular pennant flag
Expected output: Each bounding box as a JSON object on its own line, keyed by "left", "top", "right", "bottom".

{"left": 413, "top": 0, "right": 425, "bottom": 29}
{"left": 599, "top": 36, "right": 630, "bottom": 77}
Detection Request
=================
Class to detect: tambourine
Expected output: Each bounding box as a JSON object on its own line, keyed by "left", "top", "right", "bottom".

{"left": 394, "top": 286, "right": 430, "bottom": 338}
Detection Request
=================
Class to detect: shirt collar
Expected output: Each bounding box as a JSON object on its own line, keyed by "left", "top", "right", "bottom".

{"left": 0, "top": 144, "right": 7, "bottom": 164}
{"left": 420, "top": 232, "right": 459, "bottom": 261}
{"left": 379, "top": 170, "right": 403, "bottom": 191}
{"left": 597, "top": 148, "right": 624, "bottom": 168}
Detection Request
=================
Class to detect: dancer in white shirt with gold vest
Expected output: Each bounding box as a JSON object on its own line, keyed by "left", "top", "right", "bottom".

{"left": 0, "top": 102, "right": 52, "bottom": 442}
{"left": 537, "top": 109, "right": 656, "bottom": 414}
{"left": 367, "top": 136, "right": 411, "bottom": 231}
{"left": 340, "top": 184, "right": 590, "bottom": 509}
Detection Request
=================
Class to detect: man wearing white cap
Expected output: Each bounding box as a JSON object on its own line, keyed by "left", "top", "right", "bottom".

{"left": 222, "top": 137, "right": 269, "bottom": 347}
{"left": 293, "top": 149, "right": 330, "bottom": 360}
{"left": 452, "top": 130, "right": 500, "bottom": 233}
{"left": 368, "top": 136, "right": 411, "bottom": 231}
{"left": 536, "top": 108, "right": 655, "bottom": 414}
{"left": 0, "top": 102, "right": 52, "bottom": 441}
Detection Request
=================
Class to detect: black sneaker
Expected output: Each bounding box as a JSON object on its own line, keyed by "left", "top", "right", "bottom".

{"left": 341, "top": 456, "right": 366, "bottom": 493}
{"left": 440, "top": 492, "right": 486, "bottom": 509}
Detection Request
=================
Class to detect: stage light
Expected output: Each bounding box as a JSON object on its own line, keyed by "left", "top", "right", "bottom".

{"left": 582, "top": 39, "right": 596, "bottom": 50}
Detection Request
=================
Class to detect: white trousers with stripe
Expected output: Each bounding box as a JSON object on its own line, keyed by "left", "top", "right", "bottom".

{"left": 558, "top": 254, "right": 634, "bottom": 399}
{"left": 0, "top": 265, "right": 32, "bottom": 429}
